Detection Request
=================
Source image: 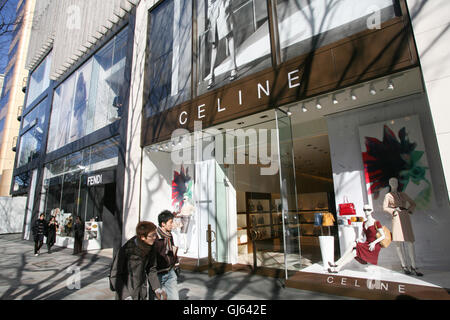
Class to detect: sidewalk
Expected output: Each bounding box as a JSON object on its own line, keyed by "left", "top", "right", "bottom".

{"left": 0, "top": 234, "right": 356, "bottom": 300}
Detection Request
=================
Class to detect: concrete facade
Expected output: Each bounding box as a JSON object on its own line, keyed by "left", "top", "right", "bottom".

{"left": 0, "top": 0, "right": 35, "bottom": 196}
{"left": 406, "top": 0, "right": 450, "bottom": 200}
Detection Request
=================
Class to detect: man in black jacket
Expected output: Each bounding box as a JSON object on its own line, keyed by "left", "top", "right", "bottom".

{"left": 32, "top": 213, "right": 47, "bottom": 256}
{"left": 109, "top": 221, "right": 166, "bottom": 300}
{"left": 155, "top": 210, "right": 180, "bottom": 300}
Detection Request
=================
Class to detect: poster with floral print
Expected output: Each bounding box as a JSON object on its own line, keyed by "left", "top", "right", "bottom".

{"left": 359, "top": 115, "right": 432, "bottom": 210}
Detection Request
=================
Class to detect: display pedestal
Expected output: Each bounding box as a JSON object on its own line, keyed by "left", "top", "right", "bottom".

{"left": 319, "top": 236, "right": 334, "bottom": 270}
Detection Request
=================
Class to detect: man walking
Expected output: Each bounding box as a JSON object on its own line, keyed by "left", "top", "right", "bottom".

{"left": 32, "top": 213, "right": 47, "bottom": 256}
{"left": 109, "top": 221, "right": 166, "bottom": 300}
{"left": 155, "top": 210, "right": 180, "bottom": 300}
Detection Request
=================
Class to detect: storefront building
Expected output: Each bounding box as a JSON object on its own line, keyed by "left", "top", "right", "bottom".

{"left": 14, "top": 0, "right": 450, "bottom": 300}
{"left": 126, "top": 0, "right": 450, "bottom": 299}
{"left": 13, "top": 2, "right": 135, "bottom": 253}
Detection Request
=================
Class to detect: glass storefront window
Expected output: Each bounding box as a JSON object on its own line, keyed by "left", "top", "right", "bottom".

{"left": 88, "top": 27, "right": 128, "bottom": 133}
{"left": 195, "top": 0, "right": 272, "bottom": 96}
{"left": 145, "top": 0, "right": 192, "bottom": 117}
{"left": 69, "top": 61, "right": 92, "bottom": 143}
{"left": 13, "top": 172, "right": 31, "bottom": 193}
{"left": 47, "top": 27, "right": 129, "bottom": 153}
{"left": 17, "top": 98, "right": 47, "bottom": 168}
{"left": 276, "top": 0, "right": 396, "bottom": 62}
{"left": 42, "top": 137, "right": 119, "bottom": 241}
{"left": 26, "top": 51, "right": 52, "bottom": 107}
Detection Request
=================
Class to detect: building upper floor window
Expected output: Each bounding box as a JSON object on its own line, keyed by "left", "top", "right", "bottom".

{"left": 26, "top": 51, "right": 53, "bottom": 107}
{"left": 276, "top": 0, "right": 396, "bottom": 62}
{"left": 16, "top": 98, "right": 47, "bottom": 168}
{"left": 145, "top": 0, "right": 192, "bottom": 117}
{"left": 47, "top": 27, "right": 129, "bottom": 153}
{"left": 144, "top": 0, "right": 398, "bottom": 118}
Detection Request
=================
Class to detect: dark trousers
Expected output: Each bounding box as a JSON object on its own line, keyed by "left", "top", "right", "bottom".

{"left": 34, "top": 235, "right": 44, "bottom": 254}
{"left": 73, "top": 237, "right": 83, "bottom": 254}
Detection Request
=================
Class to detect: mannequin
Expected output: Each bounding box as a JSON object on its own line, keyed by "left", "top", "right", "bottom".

{"left": 328, "top": 204, "right": 385, "bottom": 273}
{"left": 383, "top": 177, "right": 423, "bottom": 276}
{"left": 179, "top": 195, "right": 195, "bottom": 254}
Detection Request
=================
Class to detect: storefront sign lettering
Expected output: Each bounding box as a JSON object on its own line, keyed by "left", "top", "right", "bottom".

{"left": 326, "top": 276, "right": 407, "bottom": 294}
{"left": 87, "top": 174, "right": 103, "bottom": 186}
{"left": 177, "top": 68, "right": 302, "bottom": 126}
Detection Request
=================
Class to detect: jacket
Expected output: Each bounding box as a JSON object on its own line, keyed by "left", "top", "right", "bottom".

{"left": 109, "top": 236, "right": 160, "bottom": 300}
{"left": 154, "top": 232, "right": 179, "bottom": 273}
{"left": 32, "top": 219, "right": 48, "bottom": 241}
{"left": 73, "top": 221, "right": 84, "bottom": 240}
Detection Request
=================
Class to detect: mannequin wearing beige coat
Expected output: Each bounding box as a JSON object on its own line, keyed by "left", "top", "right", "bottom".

{"left": 383, "top": 178, "right": 423, "bottom": 276}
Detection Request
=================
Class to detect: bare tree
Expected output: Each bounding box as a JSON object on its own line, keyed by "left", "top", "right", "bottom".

{"left": 0, "top": 0, "right": 21, "bottom": 37}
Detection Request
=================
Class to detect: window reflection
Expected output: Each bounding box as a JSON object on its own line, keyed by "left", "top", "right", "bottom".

{"left": 42, "top": 137, "right": 119, "bottom": 233}
{"left": 17, "top": 98, "right": 47, "bottom": 167}
{"left": 47, "top": 27, "right": 129, "bottom": 153}
{"left": 26, "top": 51, "right": 52, "bottom": 107}
{"left": 145, "top": 0, "right": 192, "bottom": 117}
{"left": 276, "top": 0, "right": 396, "bottom": 62}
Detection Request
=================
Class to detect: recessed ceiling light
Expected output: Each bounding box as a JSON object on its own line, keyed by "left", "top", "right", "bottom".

{"left": 387, "top": 80, "right": 394, "bottom": 90}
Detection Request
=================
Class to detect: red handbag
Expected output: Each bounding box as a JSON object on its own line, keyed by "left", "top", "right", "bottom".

{"left": 339, "top": 197, "right": 356, "bottom": 215}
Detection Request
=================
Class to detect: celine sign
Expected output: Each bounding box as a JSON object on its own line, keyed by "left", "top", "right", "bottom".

{"left": 142, "top": 19, "right": 416, "bottom": 145}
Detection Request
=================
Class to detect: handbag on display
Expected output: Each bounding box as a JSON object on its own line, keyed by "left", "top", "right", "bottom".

{"left": 314, "top": 212, "right": 323, "bottom": 227}
{"left": 375, "top": 221, "right": 392, "bottom": 248}
{"left": 322, "top": 213, "right": 335, "bottom": 227}
{"left": 338, "top": 197, "right": 356, "bottom": 215}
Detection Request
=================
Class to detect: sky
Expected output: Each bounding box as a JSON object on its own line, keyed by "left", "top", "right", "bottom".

{"left": 0, "top": 0, "right": 20, "bottom": 75}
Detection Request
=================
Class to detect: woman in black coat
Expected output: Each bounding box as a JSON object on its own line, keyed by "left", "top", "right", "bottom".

{"left": 46, "top": 217, "right": 58, "bottom": 253}
{"left": 73, "top": 216, "right": 85, "bottom": 255}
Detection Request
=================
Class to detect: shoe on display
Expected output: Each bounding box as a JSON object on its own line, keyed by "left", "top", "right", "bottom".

{"left": 328, "top": 261, "right": 337, "bottom": 268}
{"left": 230, "top": 69, "right": 238, "bottom": 81}
{"left": 207, "top": 76, "right": 216, "bottom": 89}
{"left": 401, "top": 266, "right": 411, "bottom": 275}
{"left": 327, "top": 268, "right": 338, "bottom": 274}
{"left": 411, "top": 267, "right": 423, "bottom": 277}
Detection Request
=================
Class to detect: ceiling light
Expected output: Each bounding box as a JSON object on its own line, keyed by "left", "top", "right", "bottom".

{"left": 351, "top": 91, "right": 357, "bottom": 100}
{"left": 370, "top": 85, "right": 377, "bottom": 95}
{"left": 387, "top": 80, "right": 394, "bottom": 90}
{"left": 316, "top": 101, "right": 322, "bottom": 110}
{"left": 287, "top": 108, "right": 292, "bottom": 116}
{"left": 302, "top": 104, "right": 308, "bottom": 112}
{"left": 332, "top": 97, "right": 338, "bottom": 105}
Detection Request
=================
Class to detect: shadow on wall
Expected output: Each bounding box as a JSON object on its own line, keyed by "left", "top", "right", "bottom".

{"left": 0, "top": 197, "right": 27, "bottom": 234}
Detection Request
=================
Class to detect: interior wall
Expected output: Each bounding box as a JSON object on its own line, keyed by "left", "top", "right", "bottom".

{"left": 327, "top": 93, "right": 450, "bottom": 268}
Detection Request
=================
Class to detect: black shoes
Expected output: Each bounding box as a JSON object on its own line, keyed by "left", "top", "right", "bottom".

{"left": 401, "top": 266, "right": 411, "bottom": 275}
{"left": 402, "top": 266, "right": 424, "bottom": 276}
{"left": 410, "top": 267, "right": 423, "bottom": 276}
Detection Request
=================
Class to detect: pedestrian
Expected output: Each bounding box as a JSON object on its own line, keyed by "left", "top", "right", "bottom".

{"left": 155, "top": 210, "right": 180, "bottom": 300}
{"left": 109, "top": 221, "right": 167, "bottom": 300}
{"left": 46, "top": 217, "right": 58, "bottom": 254}
{"left": 32, "top": 213, "right": 47, "bottom": 256}
{"left": 73, "top": 216, "right": 84, "bottom": 255}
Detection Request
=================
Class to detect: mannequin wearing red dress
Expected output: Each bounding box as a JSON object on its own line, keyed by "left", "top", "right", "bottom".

{"left": 328, "top": 204, "right": 385, "bottom": 273}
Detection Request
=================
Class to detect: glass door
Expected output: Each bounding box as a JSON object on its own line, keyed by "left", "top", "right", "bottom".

{"left": 275, "top": 109, "right": 302, "bottom": 278}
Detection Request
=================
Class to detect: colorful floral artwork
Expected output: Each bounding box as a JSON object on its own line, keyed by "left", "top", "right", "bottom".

{"left": 359, "top": 116, "right": 432, "bottom": 209}
{"left": 172, "top": 165, "right": 193, "bottom": 210}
